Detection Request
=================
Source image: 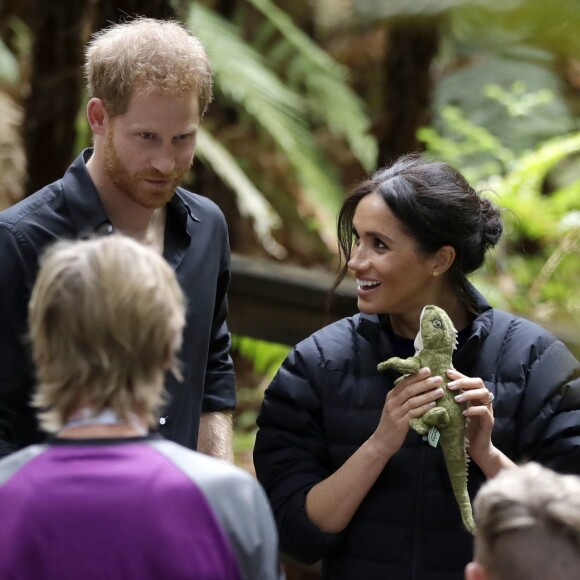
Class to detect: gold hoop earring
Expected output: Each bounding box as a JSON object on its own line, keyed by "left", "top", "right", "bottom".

{"left": 432, "top": 271, "right": 439, "bottom": 277}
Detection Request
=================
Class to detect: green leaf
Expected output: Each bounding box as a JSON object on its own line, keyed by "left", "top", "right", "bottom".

{"left": 195, "top": 127, "right": 286, "bottom": 258}
{"left": 231, "top": 335, "right": 290, "bottom": 380}
{"left": 187, "top": 3, "right": 345, "bottom": 231}
{"left": 246, "top": 0, "right": 378, "bottom": 172}
{"left": 0, "top": 39, "right": 19, "bottom": 85}
{"left": 498, "top": 132, "right": 580, "bottom": 238}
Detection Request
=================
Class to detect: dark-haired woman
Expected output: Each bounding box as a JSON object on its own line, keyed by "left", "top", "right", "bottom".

{"left": 253, "top": 154, "right": 580, "bottom": 580}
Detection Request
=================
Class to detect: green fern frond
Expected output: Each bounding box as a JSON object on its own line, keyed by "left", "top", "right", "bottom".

{"left": 440, "top": 107, "right": 513, "bottom": 165}
{"left": 551, "top": 182, "right": 580, "bottom": 216}
{"left": 245, "top": 0, "right": 344, "bottom": 73}
{"left": 245, "top": 0, "right": 378, "bottom": 172}
{"left": 189, "top": 5, "right": 303, "bottom": 113}
{"left": 187, "top": 3, "right": 345, "bottom": 232}
{"left": 231, "top": 335, "right": 290, "bottom": 380}
{"left": 418, "top": 107, "right": 512, "bottom": 184}
{"left": 303, "top": 73, "right": 378, "bottom": 173}
{"left": 0, "top": 39, "right": 19, "bottom": 85}
{"left": 502, "top": 133, "right": 580, "bottom": 199}
{"left": 195, "top": 127, "right": 286, "bottom": 259}
{"left": 498, "top": 132, "right": 580, "bottom": 238}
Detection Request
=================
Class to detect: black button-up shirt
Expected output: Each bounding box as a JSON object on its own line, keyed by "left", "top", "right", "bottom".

{"left": 0, "top": 149, "right": 236, "bottom": 456}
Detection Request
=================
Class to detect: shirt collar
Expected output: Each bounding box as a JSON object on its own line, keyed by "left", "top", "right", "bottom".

{"left": 62, "top": 149, "right": 198, "bottom": 259}
{"left": 62, "top": 149, "right": 111, "bottom": 238}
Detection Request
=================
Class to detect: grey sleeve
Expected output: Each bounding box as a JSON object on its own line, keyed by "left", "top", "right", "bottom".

{"left": 0, "top": 445, "right": 48, "bottom": 485}
{"left": 149, "top": 440, "right": 284, "bottom": 580}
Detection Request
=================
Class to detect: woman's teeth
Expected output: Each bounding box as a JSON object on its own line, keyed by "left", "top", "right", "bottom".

{"left": 357, "top": 279, "right": 380, "bottom": 290}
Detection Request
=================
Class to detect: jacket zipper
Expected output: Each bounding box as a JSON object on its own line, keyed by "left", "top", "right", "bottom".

{"left": 411, "top": 436, "right": 427, "bottom": 580}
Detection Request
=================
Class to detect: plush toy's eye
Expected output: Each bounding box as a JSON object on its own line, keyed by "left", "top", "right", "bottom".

{"left": 433, "top": 319, "right": 442, "bottom": 328}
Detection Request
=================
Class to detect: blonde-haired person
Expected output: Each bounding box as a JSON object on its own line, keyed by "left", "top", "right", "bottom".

{"left": 0, "top": 235, "right": 282, "bottom": 580}
{"left": 465, "top": 463, "right": 580, "bottom": 580}
{"left": 0, "top": 17, "right": 235, "bottom": 460}
{"left": 29, "top": 235, "right": 185, "bottom": 434}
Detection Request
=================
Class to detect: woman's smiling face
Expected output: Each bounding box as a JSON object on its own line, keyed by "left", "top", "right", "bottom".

{"left": 347, "top": 192, "right": 439, "bottom": 317}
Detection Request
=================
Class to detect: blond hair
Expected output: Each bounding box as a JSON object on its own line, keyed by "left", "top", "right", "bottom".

{"left": 473, "top": 462, "right": 580, "bottom": 580}
{"left": 84, "top": 17, "right": 212, "bottom": 117}
{"left": 29, "top": 235, "right": 186, "bottom": 432}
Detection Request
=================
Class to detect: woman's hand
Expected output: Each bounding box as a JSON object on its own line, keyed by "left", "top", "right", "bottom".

{"left": 306, "top": 366, "right": 443, "bottom": 533}
{"left": 372, "top": 367, "right": 444, "bottom": 456}
{"left": 446, "top": 368, "right": 514, "bottom": 477}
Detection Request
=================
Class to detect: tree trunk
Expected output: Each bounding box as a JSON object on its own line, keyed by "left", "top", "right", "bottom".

{"left": 90, "top": 0, "right": 176, "bottom": 30}
{"left": 23, "top": 0, "right": 89, "bottom": 195}
{"left": 377, "top": 19, "right": 441, "bottom": 165}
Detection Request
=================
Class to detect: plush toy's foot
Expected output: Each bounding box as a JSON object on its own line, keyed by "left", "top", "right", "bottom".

{"left": 423, "top": 407, "right": 450, "bottom": 429}
{"left": 410, "top": 417, "right": 430, "bottom": 435}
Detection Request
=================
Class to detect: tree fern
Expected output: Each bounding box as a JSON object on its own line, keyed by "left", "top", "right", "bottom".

{"left": 185, "top": 2, "right": 347, "bottom": 239}
{"left": 420, "top": 85, "right": 580, "bottom": 321}
{"left": 245, "top": 0, "right": 378, "bottom": 173}
{"left": 498, "top": 132, "right": 580, "bottom": 239}
{"left": 195, "top": 127, "right": 286, "bottom": 258}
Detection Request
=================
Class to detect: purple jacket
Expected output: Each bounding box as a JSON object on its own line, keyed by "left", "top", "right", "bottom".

{"left": 0, "top": 435, "right": 282, "bottom": 580}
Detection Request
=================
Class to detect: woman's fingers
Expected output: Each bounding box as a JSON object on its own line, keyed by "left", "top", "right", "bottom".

{"left": 409, "top": 395, "right": 441, "bottom": 419}
{"left": 393, "top": 368, "right": 442, "bottom": 397}
{"left": 387, "top": 368, "right": 444, "bottom": 420}
{"left": 446, "top": 368, "right": 494, "bottom": 409}
{"left": 378, "top": 368, "right": 445, "bottom": 454}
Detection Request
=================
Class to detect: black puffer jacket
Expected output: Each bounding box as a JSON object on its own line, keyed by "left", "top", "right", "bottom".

{"left": 254, "top": 290, "right": 580, "bottom": 580}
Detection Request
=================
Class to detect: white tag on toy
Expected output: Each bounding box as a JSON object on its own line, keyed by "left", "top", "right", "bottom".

{"left": 428, "top": 427, "right": 440, "bottom": 448}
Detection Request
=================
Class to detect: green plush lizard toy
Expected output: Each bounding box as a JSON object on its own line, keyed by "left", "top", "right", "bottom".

{"left": 377, "top": 304, "right": 475, "bottom": 534}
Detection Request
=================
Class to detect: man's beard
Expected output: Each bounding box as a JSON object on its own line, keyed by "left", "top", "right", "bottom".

{"left": 102, "top": 132, "right": 188, "bottom": 210}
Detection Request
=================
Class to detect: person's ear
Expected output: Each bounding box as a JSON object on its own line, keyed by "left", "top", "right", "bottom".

{"left": 87, "top": 98, "right": 109, "bottom": 136}
{"left": 431, "top": 245, "right": 455, "bottom": 276}
{"left": 464, "top": 561, "right": 489, "bottom": 580}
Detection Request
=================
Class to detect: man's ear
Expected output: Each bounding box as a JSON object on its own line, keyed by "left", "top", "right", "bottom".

{"left": 87, "top": 98, "right": 108, "bottom": 136}
{"left": 431, "top": 244, "right": 456, "bottom": 275}
{"left": 464, "top": 561, "right": 489, "bottom": 580}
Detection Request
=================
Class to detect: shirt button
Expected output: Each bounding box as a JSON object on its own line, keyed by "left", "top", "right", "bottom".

{"left": 94, "top": 221, "right": 114, "bottom": 236}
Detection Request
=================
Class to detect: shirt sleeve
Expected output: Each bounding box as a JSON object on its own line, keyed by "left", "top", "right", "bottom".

{"left": 253, "top": 339, "right": 345, "bottom": 565}
{"left": 201, "top": 216, "right": 236, "bottom": 413}
{"left": 0, "top": 224, "right": 38, "bottom": 458}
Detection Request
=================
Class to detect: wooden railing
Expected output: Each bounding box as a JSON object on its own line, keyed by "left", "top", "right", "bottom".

{"left": 228, "top": 253, "right": 355, "bottom": 346}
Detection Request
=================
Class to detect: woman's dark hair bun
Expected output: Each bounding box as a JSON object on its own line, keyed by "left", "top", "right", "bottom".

{"left": 479, "top": 197, "right": 503, "bottom": 250}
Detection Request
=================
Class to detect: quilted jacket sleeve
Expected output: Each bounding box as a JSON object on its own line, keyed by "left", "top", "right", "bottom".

{"left": 516, "top": 333, "right": 580, "bottom": 474}
{"left": 482, "top": 311, "right": 580, "bottom": 474}
{"left": 253, "top": 336, "right": 345, "bottom": 565}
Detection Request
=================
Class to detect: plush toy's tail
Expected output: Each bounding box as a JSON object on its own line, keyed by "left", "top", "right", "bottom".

{"left": 440, "top": 433, "right": 475, "bottom": 535}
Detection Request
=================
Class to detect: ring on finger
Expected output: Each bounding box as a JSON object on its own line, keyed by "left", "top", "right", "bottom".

{"left": 484, "top": 392, "right": 495, "bottom": 406}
